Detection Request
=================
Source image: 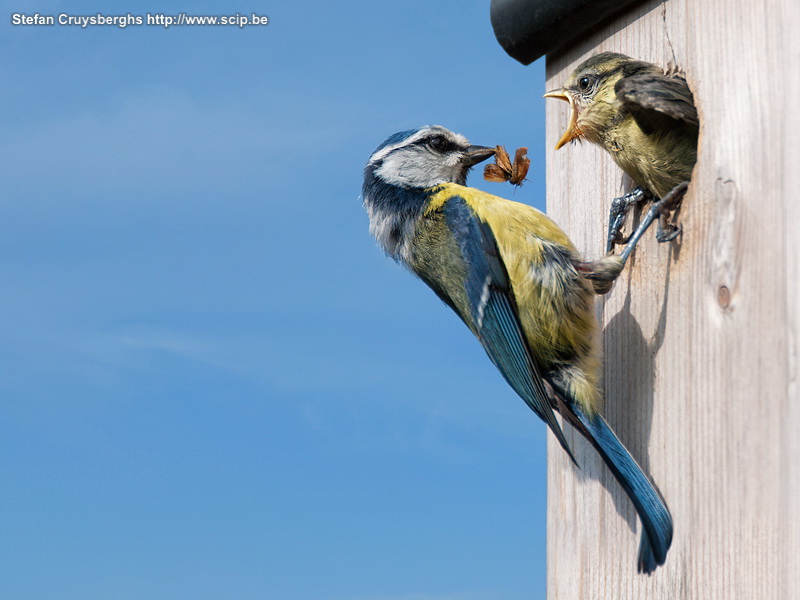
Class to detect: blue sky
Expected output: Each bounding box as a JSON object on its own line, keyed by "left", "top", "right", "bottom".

{"left": 0, "top": 2, "right": 550, "bottom": 598}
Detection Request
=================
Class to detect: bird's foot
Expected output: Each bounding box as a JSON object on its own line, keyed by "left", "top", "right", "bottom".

{"left": 607, "top": 187, "right": 650, "bottom": 253}
{"left": 654, "top": 181, "right": 689, "bottom": 243}
{"left": 616, "top": 182, "right": 689, "bottom": 265}
{"left": 656, "top": 222, "right": 682, "bottom": 243}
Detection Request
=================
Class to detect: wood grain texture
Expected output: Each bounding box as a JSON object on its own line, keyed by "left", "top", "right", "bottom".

{"left": 544, "top": 0, "right": 800, "bottom": 597}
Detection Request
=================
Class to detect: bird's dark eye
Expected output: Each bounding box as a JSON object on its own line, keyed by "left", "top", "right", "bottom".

{"left": 428, "top": 136, "right": 448, "bottom": 152}
{"left": 578, "top": 76, "right": 593, "bottom": 91}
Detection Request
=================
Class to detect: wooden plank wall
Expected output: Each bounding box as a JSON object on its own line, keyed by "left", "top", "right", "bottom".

{"left": 544, "top": 0, "right": 800, "bottom": 597}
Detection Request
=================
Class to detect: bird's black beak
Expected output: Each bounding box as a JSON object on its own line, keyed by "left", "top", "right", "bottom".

{"left": 460, "top": 145, "right": 496, "bottom": 167}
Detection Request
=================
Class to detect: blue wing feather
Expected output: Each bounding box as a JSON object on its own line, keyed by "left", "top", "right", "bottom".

{"left": 442, "top": 198, "right": 577, "bottom": 463}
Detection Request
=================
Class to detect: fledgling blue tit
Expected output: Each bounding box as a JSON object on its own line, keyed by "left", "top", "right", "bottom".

{"left": 362, "top": 125, "right": 673, "bottom": 573}
{"left": 545, "top": 52, "right": 698, "bottom": 254}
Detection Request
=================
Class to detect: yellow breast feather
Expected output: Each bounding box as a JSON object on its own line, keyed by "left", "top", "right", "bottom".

{"left": 425, "top": 183, "right": 601, "bottom": 413}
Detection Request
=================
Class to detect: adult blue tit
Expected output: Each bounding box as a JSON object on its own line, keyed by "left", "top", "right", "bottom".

{"left": 362, "top": 125, "right": 672, "bottom": 573}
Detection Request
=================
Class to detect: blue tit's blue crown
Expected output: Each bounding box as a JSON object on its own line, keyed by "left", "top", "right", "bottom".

{"left": 371, "top": 127, "right": 425, "bottom": 156}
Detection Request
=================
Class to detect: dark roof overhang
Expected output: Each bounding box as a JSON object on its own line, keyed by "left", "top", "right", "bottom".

{"left": 490, "top": 0, "right": 646, "bottom": 64}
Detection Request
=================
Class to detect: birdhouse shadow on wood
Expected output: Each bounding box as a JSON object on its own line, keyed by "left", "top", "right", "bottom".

{"left": 490, "top": 0, "right": 800, "bottom": 598}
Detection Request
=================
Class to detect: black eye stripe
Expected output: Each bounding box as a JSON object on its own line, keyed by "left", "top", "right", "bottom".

{"left": 415, "top": 135, "right": 451, "bottom": 152}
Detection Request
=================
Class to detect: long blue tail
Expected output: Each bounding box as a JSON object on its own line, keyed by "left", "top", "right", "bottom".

{"left": 572, "top": 404, "right": 673, "bottom": 573}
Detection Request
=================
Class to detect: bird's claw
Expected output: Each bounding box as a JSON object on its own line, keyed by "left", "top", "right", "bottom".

{"left": 656, "top": 223, "right": 682, "bottom": 243}
{"left": 653, "top": 181, "right": 688, "bottom": 243}
{"left": 606, "top": 187, "right": 649, "bottom": 253}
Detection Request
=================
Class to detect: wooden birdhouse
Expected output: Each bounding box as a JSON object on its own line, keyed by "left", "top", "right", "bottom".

{"left": 491, "top": 0, "right": 800, "bottom": 597}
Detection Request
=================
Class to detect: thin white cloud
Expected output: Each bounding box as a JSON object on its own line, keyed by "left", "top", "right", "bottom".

{"left": 0, "top": 87, "right": 350, "bottom": 200}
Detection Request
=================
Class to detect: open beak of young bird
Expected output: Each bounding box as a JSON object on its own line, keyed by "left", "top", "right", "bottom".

{"left": 460, "top": 145, "right": 496, "bottom": 167}
{"left": 543, "top": 89, "right": 581, "bottom": 150}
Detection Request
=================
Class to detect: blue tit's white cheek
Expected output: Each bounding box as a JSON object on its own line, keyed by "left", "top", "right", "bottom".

{"left": 375, "top": 151, "right": 432, "bottom": 188}
{"left": 376, "top": 149, "right": 465, "bottom": 189}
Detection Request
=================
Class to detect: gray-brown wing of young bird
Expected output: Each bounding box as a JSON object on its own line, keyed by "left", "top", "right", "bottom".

{"left": 615, "top": 74, "right": 698, "bottom": 194}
